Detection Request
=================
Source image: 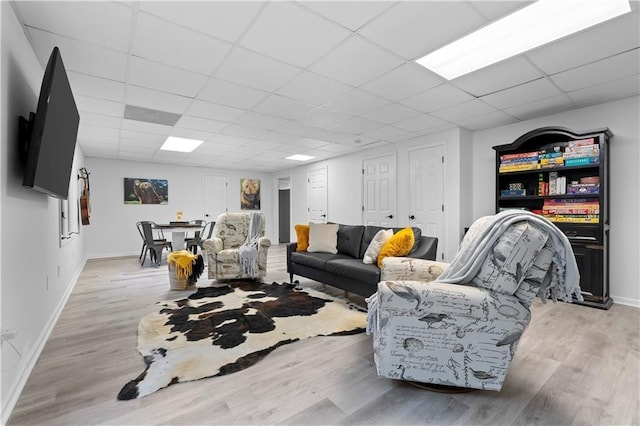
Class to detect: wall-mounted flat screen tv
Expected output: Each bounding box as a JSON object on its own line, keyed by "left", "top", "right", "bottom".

{"left": 20, "top": 46, "right": 79, "bottom": 200}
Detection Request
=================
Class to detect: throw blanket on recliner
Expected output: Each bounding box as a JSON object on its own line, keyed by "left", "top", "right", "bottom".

{"left": 239, "top": 212, "right": 262, "bottom": 278}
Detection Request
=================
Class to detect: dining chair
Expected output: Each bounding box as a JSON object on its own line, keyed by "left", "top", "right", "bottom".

{"left": 140, "top": 221, "right": 172, "bottom": 266}
{"left": 186, "top": 220, "right": 214, "bottom": 254}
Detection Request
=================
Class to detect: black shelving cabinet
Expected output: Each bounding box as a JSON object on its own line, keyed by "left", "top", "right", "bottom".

{"left": 493, "top": 126, "right": 612, "bottom": 309}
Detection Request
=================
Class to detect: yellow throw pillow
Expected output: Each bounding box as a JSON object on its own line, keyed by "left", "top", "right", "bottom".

{"left": 295, "top": 224, "right": 310, "bottom": 252}
{"left": 377, "top": 227, "right": 415, "bottom": 268}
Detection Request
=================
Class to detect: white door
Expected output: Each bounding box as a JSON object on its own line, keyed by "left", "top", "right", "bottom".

{"left": 203, "top": 174, "right": 228, "bottom": 223}
{"left": 308, "top": 166, "right": 327, "bottom": 223}
{"left": 409, "top": 145, "right": 445, "bottom": 260}
{"left": 362, "top": 153, "right": 396, "bottom": 227}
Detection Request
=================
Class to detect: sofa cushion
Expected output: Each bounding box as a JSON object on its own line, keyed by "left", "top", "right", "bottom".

{"left": 308, "top": 222, "right": 339, "bottom": 254}
{"left": 363, "top": 228, "right": 393, "bottom": 264}
{"left": 294, "top": 224, "right": 310, "bottom": 252}
{"left": 359, "top": 226, "right": 422, "bottom": 258}
{"left": 325, "top": 259, "right": 381, "bottom": 285}
{"left": 290, "top": 252, "right": 348, "bottom": 270}
{"left": 336, "top": 224, "right": 365, "bottom": 258}
{"left": 377, "top": 227, "right": 415, "bottom": 268}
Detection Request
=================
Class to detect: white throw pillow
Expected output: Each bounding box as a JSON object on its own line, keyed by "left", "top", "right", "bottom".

{"left": 307, "top": 222, "right": 339, "bottom": 254}
{"left": 362, "top": 229, "right": 393, "bottom": 264}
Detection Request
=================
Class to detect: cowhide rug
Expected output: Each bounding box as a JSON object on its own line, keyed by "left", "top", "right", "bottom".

{"left": 118, "top": 281, "right": 366, "bottom": 400}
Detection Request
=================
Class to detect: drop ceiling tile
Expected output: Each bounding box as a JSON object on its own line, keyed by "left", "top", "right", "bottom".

{"left": 133, "top": 12, "right": 232, "bottom": 75}
{"left": 309, "top": 36, "right": 403, "bottom": 87}
{"left": 480, "top": 78, "right": 562, "bottom": 110}
{"left": 221, "top": 124, "right": 272, "bottom": 140}
{"left": 358, "top": 2, "right": 484, "bottom": 60}
{"left": 138, "top": 1, "right": 262, "bottom": 43}
{"left": 550, "top": 50, "right": 640, "bottom": 92}
{"left": 294, "top": 138, "right": 331, "bottom": 149}
{"left": 360, "top": 63, "right": 442, "bottom": 101}
{"left": 121, "top": 119, "right": 172, "bottom": 135}
{"left": 393, "top": 114, "right": 448, "bottom": 132}
{"left": 244, "top": 140, "right": 282, "bottom": 150}
{"left": 277, "top": 71, "right": 352, "bottom": 106}
{"left": 363, "top": 103, "right": 422, "bottom": 124}
{"left": 258, "top": 131, "right": 299, "bottom": 144}
{"left": 186, "top": 100, "right": 245, "bottom": 122}
{"left": 431, "top": 99, "right": 497, "bottom": 122}
{"left": 79, "top": 112, "right": 122, "bottom": 129}
{"left": 361, "top": 125, "right": 414, "bottom": 142}
{"left": 452, "top": 57, "right": 543, "bottom": 97}
{"left": 297, "top": 108, "right": 354, "bottom": 129}
{"left": 240, "top": 2, "right": 350, "bottom": 68}
{"left": 126, "top": 85, "right": 193, "bottom": 114}
{"left": 299, "top": 1, "right": 394, "bottom": 31}
{"left": 235, "top": 112, "right": 289, "bottom": 131}
{"left": 322, "top": 89, "right": 391, "bottom": 116}
{"left": 79, "top": 133, "right": 120, "bottom": 145}
{"left": 568, "top": 74, "right": 640, "bottom": 107}
{"left": 74, "top": 95, "right": 123, "bottom": 117}
{"left": 457, "top": 110, "right": 519, "bottom": 131}
{"left": 127, "top": 57, "right": 207, "bottom": 98}
{"left": 120, "top": 129, "right": 167, "bottom": 144}
{"left": 15, "top": 1, "right": 132, "bottom": 52}
{"left": 275, "top": 121, "right": 321, "bottom": 137}
{"left": 67, "top": 72, "right": 125, "bottom": 102}
{"left": 209, "top": 134, "right": 252, "bottom": 147}
{"left": 401, "top": 84, "right": 474, "bottom": 113}
{"left": 78, "top": 123, "right": 120, "bottom": 138}
{"left": 315, "top": 143, "right": 360, "bottom": 153}
{"left": 528, "top": 11, "right": 640, "bottom": 75}
{"left": 467, "top": 1, "right": 532, "bottom": 20}
{"left": 174, "top": 115, "right": 228, "bottom": 133}
{"left": 198, "top": 78, "right": 269, "bottom": 110}
{"left": 27, "top": 28, "right": 127, "bottom": 81}
{"left": 253, "top": 95, "right": 315, "bottom": 120}
{"left": 330, "top": 116, "right": 384, "bottom": 134}
{"left": 504, "top": 95, "right": 574, "bottom": 120}
{"left": 215, "top": 47, "right": 302, "bottom": 92}
{"left": 169, "top": 128, "right": 213, "bottom": 142}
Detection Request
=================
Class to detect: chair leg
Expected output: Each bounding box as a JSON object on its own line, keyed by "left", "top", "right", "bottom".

{"left": 141, "top": 248, "right": 148, "bottom": 266}
{"left": 139, "top": 243, "right": 146, "bottom": 261}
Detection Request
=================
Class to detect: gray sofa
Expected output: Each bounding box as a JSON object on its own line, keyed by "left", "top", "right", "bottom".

{"left": 286, "top": 224, "right": 438, "bottom": 297}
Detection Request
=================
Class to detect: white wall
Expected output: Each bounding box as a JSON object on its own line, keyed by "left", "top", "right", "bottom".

{"left": 84, "top": 157, "right": 274, "bottom": 258}
{"left": 471, "top": 96, "right": 640, "bottom": 306}
{"left": 1, "top": 3, "right": 87, "bottom": 421}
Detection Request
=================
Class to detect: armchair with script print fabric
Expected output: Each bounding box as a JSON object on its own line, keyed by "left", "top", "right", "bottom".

{"left": 367, "top": 211, "right": 581, "bottom": 391}
{"left": 203, "top": 212, "right": 271, "bottom": 280}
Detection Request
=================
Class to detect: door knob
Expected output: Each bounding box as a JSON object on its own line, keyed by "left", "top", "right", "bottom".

{"left": 385, "top": 214, "right": 394, "bottom": 219}
{"left": 409, "top": 215, "right": 415, "bottom": 220}
{"left": 205, "top": 214, "right": 210, "bottom": 217}
{"left": 321, "top": 214, "right": 326, "bottom": 218}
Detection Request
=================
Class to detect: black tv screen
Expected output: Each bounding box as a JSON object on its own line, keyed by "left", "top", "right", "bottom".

{"left": 21, "top": 46, "right": 79, "bottom": 200}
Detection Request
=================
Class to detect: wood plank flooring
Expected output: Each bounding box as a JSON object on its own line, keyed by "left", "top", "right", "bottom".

{"left": 7, "top": 245, "right": 639, "bottom": 425}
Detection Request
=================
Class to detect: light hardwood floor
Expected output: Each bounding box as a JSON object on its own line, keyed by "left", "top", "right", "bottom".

{"left": 7, "top": 245, "right": 640, "bottom": 425}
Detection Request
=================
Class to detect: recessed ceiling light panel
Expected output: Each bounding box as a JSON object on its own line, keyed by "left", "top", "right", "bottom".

{"left": 160, "top": 136, "right": 204, "bottom": 153}
{"left": 286, "top": 154, "right": 315, "bottom": 161}
{"left": 416, "top": 0, "right": 632, "bottom": 80}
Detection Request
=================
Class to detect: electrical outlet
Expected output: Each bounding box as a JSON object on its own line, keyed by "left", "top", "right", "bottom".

{"left": 1, "top": 329, "right": 18, "bottom": 343}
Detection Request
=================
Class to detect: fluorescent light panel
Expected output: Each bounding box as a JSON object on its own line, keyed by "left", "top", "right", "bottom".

{"left": 416, "top": 0, "right": 632, "bottom": 80}
{"left": 286, "top": 154, "right": 315, "bottom": 161}
{"left": 160, "top": 136, "right": 204, "bottom": 153}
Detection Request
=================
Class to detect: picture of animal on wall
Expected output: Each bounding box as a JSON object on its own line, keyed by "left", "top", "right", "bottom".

{"left": 240, "top": 178, "right": 260, "bottom": 210}
{"left": 124, "top": 178, "right": 168, "bottom": 205}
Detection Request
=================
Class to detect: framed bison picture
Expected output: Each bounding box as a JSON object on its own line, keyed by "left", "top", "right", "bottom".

{"left": 240, "top": 178, "right": 260, "bottom": 210}
{"left": 124, "top": 178, "right": 168, "bottom": 205}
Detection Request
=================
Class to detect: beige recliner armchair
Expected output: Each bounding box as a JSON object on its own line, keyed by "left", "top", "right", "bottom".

{"left": 367, "top": 211, "right": 582, "bottom": 391}
{"left": 203, "top": 212, "right": 271, "bottom": 280}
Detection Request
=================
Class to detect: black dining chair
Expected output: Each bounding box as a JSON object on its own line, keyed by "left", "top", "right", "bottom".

{"left": 186, "top": 221, "right": 215, "bottom": 254}
{"left": 140, "top": 221, "right": 172, "bottom": 266}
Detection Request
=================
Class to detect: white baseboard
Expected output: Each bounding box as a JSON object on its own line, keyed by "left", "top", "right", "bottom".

{"left": 87, "top": 250, "right": 139, "bottom": 260}
{"left": 1, "top": 258, "right": 86, "bottom": 425}
{"left": 611, "top": 295, "right": 640, "bottom": 308}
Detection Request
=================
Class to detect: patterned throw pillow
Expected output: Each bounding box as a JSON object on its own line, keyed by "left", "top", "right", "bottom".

{"left": 294, "top": 224, "right": 310, "bottom": 252}
{"left": 307, "top": 222, "right": 339, "bottom": 254}
{"left": 377, "top": 227, "right": 415, "bottom": 268}
{"left": 362, "top": 229, "right": 393, "bottom": 264}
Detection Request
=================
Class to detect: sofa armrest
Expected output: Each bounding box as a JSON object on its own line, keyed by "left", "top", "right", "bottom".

{"left": 381, "top": 257, "right": 449, "bottom": 282}
{"left": 407, "top": 236, "right": 438, "bottom": 260}
{"left": 203, "top": 237, "right": 223, "bottom": 254}
{"left": 258, "top": 237, "right": 271, "bottom": 250}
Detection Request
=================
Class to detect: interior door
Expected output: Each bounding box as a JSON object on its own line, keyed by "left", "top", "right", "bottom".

{"left": 308, "top": 166, "right": 328, "bottom": 223}
{"left": 203, "top": 174, "right": 228, "bottom": 223}
{"left": 362, "top": 153, "right": 396, "bottom": 227}
{"left": 409, "top": 145, "right": 445, "bottom": 260}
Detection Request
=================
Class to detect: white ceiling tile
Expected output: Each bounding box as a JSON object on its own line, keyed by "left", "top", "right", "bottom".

{"left": 235, "top": 112, "right": 288, "bottom": 131}
{"left": 309, "top": 36, "right": 403, "bottom": 87}
{"left": 504, "top": 95, "right": 575, "bottom": 120}
{"left": 133, "top": 12, "right": 232, "bottom": 75}
{"left": 240, "top": 2, "right": 350, "bottom": 68}
{"left": 78, "top": 123, "right": 120, "bottom": 138}
{"left": 452, "top": 57, "right": 543, "bottom": 97}
{"left": 175, "top": 115, "right": 228, "bottom": 133}
{"left": 121, "top": 119, "right": 172, "bottom": 135}
{"left": 208, "top": 134, "right": 252, "bottom": 147}
{"left": 568, "top": 74, "right": 640, "bottom": 107}
{"left": 125, "top": 85, "right": 193, "bottom": 114}
{"left": 294, "top": 138, "right": 331, "bottom": 149}
{"left": 297, "top": 108, "right": 354, "bottom": 129}
{"left": 457, "top": 110, "right": 520, "bottom": 131}
{"left": 185, "top": 100, "right": 245, "bottom": 122}
{"left": 277, "top": 71, "right": 352, "bottom": 106}
{"left": 215, "top": 47, "right": 302, "bottom": 92}
{"left": 528, "top": 11, "right": 640, "bottom": 75}
{"left": 330, "top": 117, "right": 384, "bottom": 134}
{"left": 254, "top": 95, "right": 315, "bottom": 120}
{"left": 27, "top": 28, "right": 127, "bottom": 81}
{"left": 401, "top": 84, "right": 474, "bottom": 113}
{"left": 322, "top": 89, "right": 390, "bottom": 116}
{"left": 169, "top": 128, "right": 213, "bottom": 142}
{"left": 361, "top": 125, "right": 414, "bottom": 142}
{"left": 74, "top": 95, "right": 123, "bottom": 117}
{"left": 315, "top": 142, "right": 360, "bottom": 153}
{"left": 127, "top": 57, "right": 208, "bottom": 98}
{"left": 359, "top": 2, "right": 484, "bottom": 60}
{"left": 468, "top": 2, "right": 532, "bottom": 20}
{"left": 68, "top": 72, "right": 125, "bottom": 102}
{"left": 138, "top": 1, "right": 263, "bottom": 43}
{"left": 299, "top": 1, "right": 394, "bottom": 31}
{"left": 198, "top": 78, "right": 269, "bottom": 110}
{"left": 363, "top": 103, "right": 422, "bottom": 124}
{"left": 360, "top": 63, "right": 442, "bottom": 102}
{"left": 221, "top": 124, "right": 273, "bottom": 140}
{"left": 550, "top": 50, "right": 640, "bottom": 92}
{"left": 15, "top": 1, "right": 132, "bottom": 52}
{"left": 79, "top": 112, "right": 122, "bottom": 129}
{"left": 275, "top": 121, "right": 321, "bottom": 137}
{"left": 430, "top": 99, "right": 497, "bottom": 122}
{"left": 393, "top": 114, "right": 448, "bottom": 132}
{"left": 480, "top": 78, "right": 562, "bottom": 110}
{"left": 120, "top": 129, "right": 167, "bottom": 144}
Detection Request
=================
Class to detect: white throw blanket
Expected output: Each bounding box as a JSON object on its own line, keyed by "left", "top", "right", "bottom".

{"left": 239, "top": 212, "right": 262, "bottom": 278}
{"left": 366, "top": 210, "right": 582, "bottom": 334}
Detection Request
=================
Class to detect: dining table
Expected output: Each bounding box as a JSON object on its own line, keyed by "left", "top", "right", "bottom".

{"left": 156, "top": 222, "right": 203, "bottom": 251}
